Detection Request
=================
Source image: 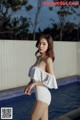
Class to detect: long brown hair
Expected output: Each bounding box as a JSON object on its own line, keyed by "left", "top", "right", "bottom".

{"left": 35, "top": 34, "right": 55, "bottom": 62}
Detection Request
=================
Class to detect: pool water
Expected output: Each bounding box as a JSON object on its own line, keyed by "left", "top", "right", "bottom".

{"left": 0, "top": 82, "right": 80, "bottom": 120}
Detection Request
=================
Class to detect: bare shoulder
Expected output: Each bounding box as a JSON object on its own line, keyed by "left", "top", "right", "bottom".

{"left": 46, "top": 57, "right": 54, "bottom": 74}
{"left": 46, "top": 57, "right": 53, "bottom": 64}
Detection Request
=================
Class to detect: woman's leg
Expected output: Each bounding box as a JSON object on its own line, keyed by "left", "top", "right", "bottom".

{"left": 30, "top": 100, "right": 48, "bottom": 120}
{"left": 40, "top": 108, "right": 48, "bottom": 120}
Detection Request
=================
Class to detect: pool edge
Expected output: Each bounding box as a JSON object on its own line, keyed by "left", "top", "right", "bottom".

{"left": 0, "top": 75, "right": 80, "bottom": 101}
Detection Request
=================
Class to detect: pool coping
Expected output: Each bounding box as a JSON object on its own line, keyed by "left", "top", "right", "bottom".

{"left": 0, "top": 75, "right": 80, "bottom": 101}
{"left": 57, "top": 75, "right": 80, "bottom": 86}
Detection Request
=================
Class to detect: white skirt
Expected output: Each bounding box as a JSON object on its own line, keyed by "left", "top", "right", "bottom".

{"left": 34, "top": 86, "right": 51, "bottom": 106}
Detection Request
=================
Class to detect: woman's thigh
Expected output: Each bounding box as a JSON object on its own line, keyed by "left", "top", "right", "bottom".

{"left": 30, "top": 100, "right": 48, "bottom": 120}
{"left": 40, "top": 108, "right": 48, "bottom": 120}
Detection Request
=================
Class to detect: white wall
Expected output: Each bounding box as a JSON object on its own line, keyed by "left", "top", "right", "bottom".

{"left": 76, "top": 42, "right": 80, "bottom": 75}
{"left": 0, "top": 40, "right": 78, "bottom": 91}
{"left": 54, "top": 42, "right": 77, "bottom": 78}
{"left": 0, "top": 40, "right": 36, "bottom": 91}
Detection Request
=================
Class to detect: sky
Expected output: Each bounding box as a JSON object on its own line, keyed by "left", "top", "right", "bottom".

{"left": 12, "top": 0, "right": 80, "bottom": 32}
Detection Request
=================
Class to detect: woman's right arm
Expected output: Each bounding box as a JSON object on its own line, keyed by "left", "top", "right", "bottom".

{"left": 24, "top": 81, "right": 45, "bottom": 95}
{"left": 24, "top": 79, "right": 33, "bottom": 95}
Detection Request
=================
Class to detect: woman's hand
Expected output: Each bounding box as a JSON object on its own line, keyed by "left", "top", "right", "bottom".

{"left": 24, "top": 82, "right": 35, "bottom": 96}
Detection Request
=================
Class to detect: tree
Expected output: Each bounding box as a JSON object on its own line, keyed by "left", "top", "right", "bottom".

{"left": 0, "top": 0, "right": 33, "bottom": 40}
{"left": 33, "top": 0, "right": 46, "bottom": 40}
{"left": 48, "top": 0, "right": 80, "bottom": 41}
{"left": 57, "top": 10, "right": 72, "bottom": 41}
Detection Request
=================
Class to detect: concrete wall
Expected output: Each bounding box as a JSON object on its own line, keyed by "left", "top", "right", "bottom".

{"left": 0, "top": 40, "right": 36, "bottom": 91}
{"left": 76, "top": 42, "right": 80, "bottom": 75}
{"left": 0, "top": 40, "right": 78, "bottom": 91}
{"left": 54, "top": 42, "right": 77, "bottom": 78}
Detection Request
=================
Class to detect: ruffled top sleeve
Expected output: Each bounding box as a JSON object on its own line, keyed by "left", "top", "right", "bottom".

{"left": 28, "top": 66, "right": 58, "bottom": 89}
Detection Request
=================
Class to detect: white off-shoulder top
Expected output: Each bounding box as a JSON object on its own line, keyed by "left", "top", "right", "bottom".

{"left": 28, "top": 66, "right": 58, "bottom": 89}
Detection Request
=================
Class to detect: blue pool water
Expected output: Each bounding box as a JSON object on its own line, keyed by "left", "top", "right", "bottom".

{"left": 0, "top": 82, "right": 80, "bottom": 120}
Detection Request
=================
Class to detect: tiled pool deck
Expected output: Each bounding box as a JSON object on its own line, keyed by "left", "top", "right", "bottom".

{"left": 0, "top": 75, "right": 80, "bottom": 101}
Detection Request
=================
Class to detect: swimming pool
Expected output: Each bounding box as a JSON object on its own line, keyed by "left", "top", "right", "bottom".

{"left": 0, "top": 81, "right": 80, "bottom": 120}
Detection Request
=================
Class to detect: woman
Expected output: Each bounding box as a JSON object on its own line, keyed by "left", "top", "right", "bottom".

{"left": 25, "top": 34, "right": 58, "bottom": 120}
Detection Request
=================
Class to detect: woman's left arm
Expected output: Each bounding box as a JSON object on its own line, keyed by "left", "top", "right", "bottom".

{"left": 46, "top": 57, "right": 54, "bottom": 75}
{"left": 33, "top": 57, "right": 54, "bottom": 86}
{"left": 34, "top": 57, "right": 54, "bottom": 86}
